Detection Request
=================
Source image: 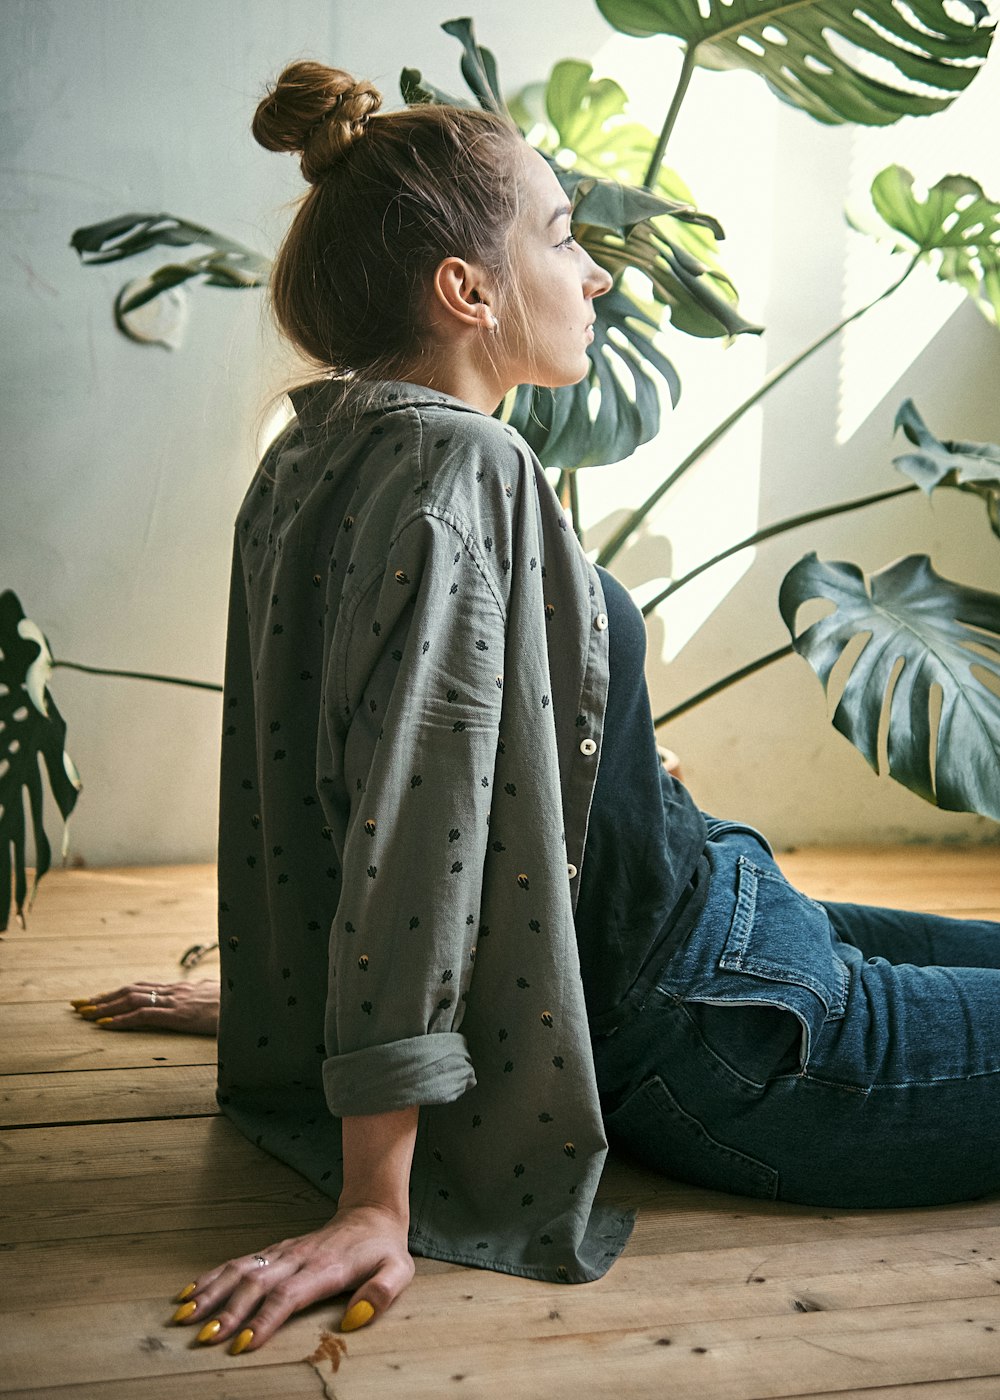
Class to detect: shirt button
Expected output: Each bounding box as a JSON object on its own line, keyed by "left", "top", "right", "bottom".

{"left": 567, "top": 863, "right": 578, "bottom": 879}
{"left": 594, "top": 613, "right": 608, "bottom": 630}
{"left": 579, "top": 738, "right": 597, "bottom": 756}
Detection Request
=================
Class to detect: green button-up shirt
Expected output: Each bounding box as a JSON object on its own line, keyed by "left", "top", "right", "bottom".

{"left": 217, "top": 378, "right": 635, "bottom": 1282}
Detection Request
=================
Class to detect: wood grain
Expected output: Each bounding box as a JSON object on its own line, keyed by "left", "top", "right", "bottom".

{"left": 0, "top": 1063, "right": 218, "bottom": 1126}
{"left": 4, "top": 1294, "right": 1000, "bottom": 1395}
{"left": 2, "top": 855, "right": 998, "bottom": 1398}
{"left": 17, "top": 1374, "right": 1000, "bottom": 1400}
{"left": 0, "top": 1001, "right": 217, "bottom": 1073}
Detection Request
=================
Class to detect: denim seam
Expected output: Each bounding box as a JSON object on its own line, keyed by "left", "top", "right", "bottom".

{"left": 797, "top": 1069, "right": 872, "bottom": 1097}
{"left": 861, "top": 1064, "right": 1000, "bottom": 1090}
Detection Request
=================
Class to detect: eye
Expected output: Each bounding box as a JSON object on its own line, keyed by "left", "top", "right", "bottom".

{"left": 555, "top": 232, "right": 577, "bottom": 250}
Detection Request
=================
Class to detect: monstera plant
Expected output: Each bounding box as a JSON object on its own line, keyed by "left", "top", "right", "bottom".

{"left": 4, "top": 0, "right": 999, "bottom": 929}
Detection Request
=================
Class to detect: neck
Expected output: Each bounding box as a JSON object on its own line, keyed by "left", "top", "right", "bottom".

{"left": 399, "top": 337, "right": 509, "bottom": 416}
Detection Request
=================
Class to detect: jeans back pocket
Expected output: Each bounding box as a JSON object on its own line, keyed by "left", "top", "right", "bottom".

{"left": 669, "top": 853, "right": 849, "bottom": 1073}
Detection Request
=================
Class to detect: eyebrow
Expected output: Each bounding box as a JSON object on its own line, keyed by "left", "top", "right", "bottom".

{"left": 547, "top": 203, "right": 573, "bottom": 227}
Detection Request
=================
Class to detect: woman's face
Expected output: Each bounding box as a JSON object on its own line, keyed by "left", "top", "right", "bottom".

{"left": 502, "top": 147, "right": 613, "bottom": 390}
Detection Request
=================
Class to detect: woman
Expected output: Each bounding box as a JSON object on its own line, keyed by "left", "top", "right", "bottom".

{"left": 74, "top": 61, "right": 1000, "bottom": 1357}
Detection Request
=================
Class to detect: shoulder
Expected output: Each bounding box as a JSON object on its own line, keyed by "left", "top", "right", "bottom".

{"left": 405, "top": 403, "right": 534, "bottom": 532}
{"left": 397, "top": 407, "right": 538, "bottom": 604}
{"left": 408, "top": 403, "right": 528, "bottom": 478}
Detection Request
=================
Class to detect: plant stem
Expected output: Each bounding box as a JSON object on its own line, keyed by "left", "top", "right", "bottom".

{"left": 53, "top": 659, "right": 223, "bottom": 693}
{"left": 653, "top": 644, "right": 794, "bottom": 727}
{"left": 597, "top": 255, "right": 921, "bottom": 569}
{"left": 641, "top": 483, "right": 919, "bottom": 616}
{"left": 643, "top": 45, "right": 697, "bottom": 190}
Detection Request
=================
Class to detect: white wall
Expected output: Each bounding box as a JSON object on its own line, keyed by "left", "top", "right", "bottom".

{"left": 1, "top": 0, "right": 997, "bottom": 867}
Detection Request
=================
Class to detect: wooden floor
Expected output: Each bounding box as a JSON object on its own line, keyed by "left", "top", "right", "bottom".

{"left": 3, "top": 849, "right": 1000, "bottom": 1399}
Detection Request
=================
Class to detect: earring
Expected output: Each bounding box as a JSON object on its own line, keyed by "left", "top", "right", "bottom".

{"left": 483, "top": 309, "right": 499, "bottom": 333}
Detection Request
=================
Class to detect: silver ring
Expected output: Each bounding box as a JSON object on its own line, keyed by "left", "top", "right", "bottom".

{"left": 253, "top": 1254, "right": 269, "bottom": 1268}
{"left": 149, "top": 990, "right": 158, "bottom": 1006}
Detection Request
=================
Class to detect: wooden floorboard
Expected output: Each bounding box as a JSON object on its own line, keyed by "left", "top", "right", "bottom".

{"left": 0, "top": 1064, "right": 218, "bottom": 1126}
{"left": 0, "top": 1002, "right": 217, "bottom": 1074}
{"left": 16, "top": 1381, "right": 1000, "bottom": 1400}
{"left": 1, "top": 851, "right": 998, "bottom": 1397}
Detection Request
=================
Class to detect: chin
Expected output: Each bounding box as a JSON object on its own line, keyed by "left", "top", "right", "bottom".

{"left": 522, "top": 351, "right": 591, "bottom": 391}
{"left": 546, "top": 362, "right": 591, "bottom": 390}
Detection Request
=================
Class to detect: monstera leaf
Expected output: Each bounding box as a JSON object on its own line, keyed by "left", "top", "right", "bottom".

{"left": 853, "top": 166, "right": 1000, "bottom": 327}
{"left": 595, "top": 0, "right": 994, "bottom": 126}
{"left": 71, "top": 214, "right": 271, "bottom": 343}
{"left": 0, "top": 592, "right": 82, "bottom": 931}
{"left": 504, "top": 285, "right": 681, "bottom": 470}
{"left": 513, "top": 59, "right": 757, "bottom": 340}
{"left": 583, "top": 217, "right": 760, "bottom": 340}
{"left": 439, "top": 17, "right": 505, "bottom": 111}
{"left": 512, "top": 58, "right": 670, "bottom": 182}
{"left": 401, "top": 17, "right": 502, "bottom": 108}
{"left": 893, "top": 399, "right": 1000, "bottom": 539}
{"left": 779, "top": 554, "right": 1000, "bottom": 820}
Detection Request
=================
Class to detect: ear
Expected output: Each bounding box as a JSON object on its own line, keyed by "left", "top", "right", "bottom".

{"left": 431, "top": 257, "right": 495, "bottom": 332}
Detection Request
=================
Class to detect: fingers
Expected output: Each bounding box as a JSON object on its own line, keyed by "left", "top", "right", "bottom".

{"left": 71, "top": 987, "right": 138, "bottom": 1016}
{"left": 226, "top": 1270, "right": 324, "bottom": 1350}
{"left": 339, "top": 1256, "right": 414, "bottom": 1334}
{"left": 72, "top": 981, "right": 220, "bottom": 1036}
{"left": 175, "top": 1250, "right": 336, "bottom": 1353}
{"left": 171, "top": 1247, "right": 298, "bottom": 1332}
{"left": 73, "top": 984, "right": 171, "bottom": 1019}
{"left": 228, "top": 1252, "right": 414, "bottom": 1353}
{"left": 171, "top": 1228, "right": 416, "bottom": 1355}
{"left": 92, "top": 1007, "right": 177, "bottom": 1032}
{"left": 340, "top": 1298, "right": 376, "bottom": 1331}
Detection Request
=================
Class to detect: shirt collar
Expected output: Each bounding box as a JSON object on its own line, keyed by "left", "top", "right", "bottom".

{"left": 289, "top": 377, "right": 487, "bottom": 439}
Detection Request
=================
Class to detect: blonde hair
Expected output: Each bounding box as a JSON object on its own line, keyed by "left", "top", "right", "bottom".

{"left": 252, "top": 61, "right": 529, "bottom": 386}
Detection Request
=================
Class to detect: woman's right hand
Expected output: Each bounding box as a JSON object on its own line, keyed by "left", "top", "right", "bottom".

{"left": 171, "top": 1203, "right": 415, "bottom": 1354}
{"left": 72, "top": 979, "right": 221, "bottom": 1036}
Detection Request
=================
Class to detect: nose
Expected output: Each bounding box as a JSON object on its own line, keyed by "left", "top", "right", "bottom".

{"left": 584, "top": 254, "right": 613, "bottom": 300}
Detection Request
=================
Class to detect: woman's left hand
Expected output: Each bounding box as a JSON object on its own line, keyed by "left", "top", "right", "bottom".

{"left": 170, "top": 1205, "right": 416, "bottom": 1353}
{"left": 72, "top": 979, "right": 220, "bottom": 1036}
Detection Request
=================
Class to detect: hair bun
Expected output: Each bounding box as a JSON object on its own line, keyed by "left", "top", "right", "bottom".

{"left": 253, "top": 61, "right": 383, "bottom": 183}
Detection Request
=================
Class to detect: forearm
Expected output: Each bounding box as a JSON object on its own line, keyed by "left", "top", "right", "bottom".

{"left": 339, "top": 1105, "right": 419, "bottom": 1223}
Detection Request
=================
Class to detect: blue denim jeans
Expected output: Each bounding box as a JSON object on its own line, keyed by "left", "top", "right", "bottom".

{"left": 592, "top": 821, "right": 1000, "bottom": 1208}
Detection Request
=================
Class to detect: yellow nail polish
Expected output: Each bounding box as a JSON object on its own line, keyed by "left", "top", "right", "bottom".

{"left": 70, "top": 998, "right": 90, "bottom": 1008}
{"left": 175, "top": 1283, "right": 197, "bottom": 1302}
{"left": 196, "top": 1320, "right": 222, "bottom": 1343}
{"left": 230, "top": 1329, "right": 253, "bottom": 1356}
{"left": 341, "top": 1300, "right": 375, "bottom": 1332}
{"left": 79, "top": 1005, "right": 98, "bottom": 1017}
{"left": 172, "top": 1301, "right": 197, "bottom": 1322}
{"left": 96, "top": 1017, "right": 114, "bottom": 1026}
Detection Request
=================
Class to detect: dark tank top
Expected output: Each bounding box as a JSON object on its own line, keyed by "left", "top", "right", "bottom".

{"left": 575, "top": 565, "right": 710, "bottom": 1031}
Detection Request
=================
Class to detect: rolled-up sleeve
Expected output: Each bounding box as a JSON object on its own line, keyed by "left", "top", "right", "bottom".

{"left": 322, "top": 509, "right": 506, "bottom": 1117}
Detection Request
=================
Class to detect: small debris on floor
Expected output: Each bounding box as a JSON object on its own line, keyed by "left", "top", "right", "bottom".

{"left": 308, "top": 1329, "right": 348, "bottom": 1373}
